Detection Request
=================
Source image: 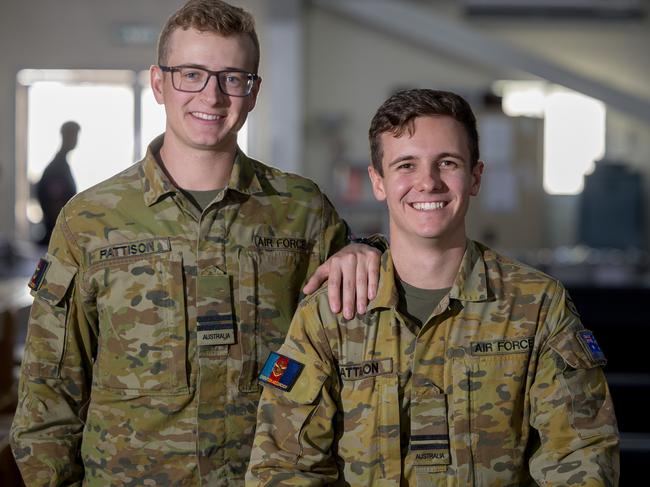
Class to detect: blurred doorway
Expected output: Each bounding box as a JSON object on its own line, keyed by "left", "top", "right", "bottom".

{"left": 16, "top": 69, "right": 136, "bottom": 241}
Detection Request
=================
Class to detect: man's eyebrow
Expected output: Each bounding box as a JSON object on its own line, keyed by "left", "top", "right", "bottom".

{"left": 387, "top": 152, "right": 466, "bottom": 167}
{"left": 437, "top": 152, "right": 466, "bottom": 161}
{"left": 387, "top": 154, "right": 416, "bottom": 167}
{"left": 174, "top": 63, "right": 207, "bottom": 69}
{"left": 175, "top": 63, "right": 249, "bottom": 72}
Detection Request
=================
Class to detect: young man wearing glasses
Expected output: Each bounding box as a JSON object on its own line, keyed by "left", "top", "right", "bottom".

{"left": 10, "top": 1, "right": 381, "bottom": 485}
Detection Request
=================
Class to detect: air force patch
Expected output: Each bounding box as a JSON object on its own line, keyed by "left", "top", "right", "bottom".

{"left": 576, "top": 329, "right": 607, "bottom": 365}
{"left": 259, "top": 352, "right": 304, "bottom": 392}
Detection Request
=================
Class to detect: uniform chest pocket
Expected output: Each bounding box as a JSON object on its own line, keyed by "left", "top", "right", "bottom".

{"left": 338, "top": 374, "right": 401, "bottom": 482}
{"left": 237, "top": 249, "right": 311, "bottom": 393}
{"left": 452, "top": 354, "right": 530, "bottom": 468}
{"left": 89, "top": 250, "right": 187, "bottom": 395}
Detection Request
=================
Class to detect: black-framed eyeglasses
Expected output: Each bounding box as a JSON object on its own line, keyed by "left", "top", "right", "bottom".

{"left": 159, "top": 65, "right": 259, "bottom": 97}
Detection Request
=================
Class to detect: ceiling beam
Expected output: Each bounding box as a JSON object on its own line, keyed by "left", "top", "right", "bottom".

{"left": 312, "top": 0, "right": 650, "bottom": 124}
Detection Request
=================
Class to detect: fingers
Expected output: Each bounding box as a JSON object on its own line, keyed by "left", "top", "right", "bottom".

{"left": 366, "top": 250, "right": 380, "bottom": 301}
{"left": 355, "top": 258, "right": 369, "bottom": 316}
{"left": 310, "top": 243, "right": 382, "bottom": 319}
{"left": 326, "top": 264, "right": 343, "bottom": 314}
{"left": 327, "top": 253, "right": 355, "bottom": 319}
{"left": 303, "top": 264, "right": 328, "bottom": 295}
{"left": 340, "top": 257, "right": 356, "bottom": 320}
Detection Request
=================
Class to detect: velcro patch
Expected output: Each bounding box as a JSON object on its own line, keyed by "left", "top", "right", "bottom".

{"left": 576, "top": 330, "right": 606, "bottom": 365}
{"left": 90, "top": 238, "right": 171, "bottom": 264}
{"left": 338, "top": 358, "right": 393, "bottom": 380}
{"left": 197, "top": 314, "right": 235, "bottom": 346}
{"left": 259, "top": 352, "right": 304, "bottom": 392}
{"left": 470, "top": 336, "right": 534, "bottom": 356}
{"left": 28, "top": 258, "right": 50, "bottom": 291}
{"left": 253, "top": 235, "right": 309, "bottom": 252}
{"left": 411, "top": 434, "right": 451, "bottom": 465}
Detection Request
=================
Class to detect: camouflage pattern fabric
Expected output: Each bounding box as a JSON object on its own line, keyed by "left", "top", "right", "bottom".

{"left": 10, "top": 134, "right": 348, "bottom": 486}
{"left": 247, "top": 242, "right": 620, "bottom": 486}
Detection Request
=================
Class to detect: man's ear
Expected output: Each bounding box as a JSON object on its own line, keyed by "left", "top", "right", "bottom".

{"left": 470, "top": 160, "right": 484, "bottom": 196}
{"left": 368, "top": 165, "right": 387, "bottom": 202}
{"left": 150, "top": 65, "right": 165, "bottom": 105}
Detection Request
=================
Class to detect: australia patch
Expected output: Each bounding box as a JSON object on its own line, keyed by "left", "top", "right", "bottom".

{"left": 576, "top": 330, "right": 606, "bottom": 365}
{"left": 28, "top": 258, "right": 50, "bottom": 291}
{"left": 197, "top": 314, "right": 235, "bottom": 346}
{"left": 259, "top": 352, "right": 304, "bottom": 392}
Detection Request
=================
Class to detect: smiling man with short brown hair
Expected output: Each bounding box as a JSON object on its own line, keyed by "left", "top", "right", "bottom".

{"left": 247, "top": 89, "right": 619, "bottom": 486}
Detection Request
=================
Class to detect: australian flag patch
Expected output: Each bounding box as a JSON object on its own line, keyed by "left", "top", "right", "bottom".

{"left": 259, "top": 352, "right": 304, "bottom": 392}
{"left": 576, "top": 329, "right": 607, "bottom": 365}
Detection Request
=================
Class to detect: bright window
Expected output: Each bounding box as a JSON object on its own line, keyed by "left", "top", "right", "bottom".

{"left": 543, "top": 89, "right": 605, "bottom": 195}
{"left": 494, "top": 80, "right": 606, "bottom": 195}
{"left": 19, "top": 70, "right": 135, "bottom": 193}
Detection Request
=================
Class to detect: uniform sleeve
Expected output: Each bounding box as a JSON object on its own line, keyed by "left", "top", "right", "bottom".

{"left": 317, "top": 192, "right": 349, "bottom": 262}
{"left": 10, "top": 210, "right": 96, "bottom": 486}
{"left": 246, "top": 297, "right": 340, "bottom": 486}
{"left": 529, "top": 283, "right": 620, "bottom": 487}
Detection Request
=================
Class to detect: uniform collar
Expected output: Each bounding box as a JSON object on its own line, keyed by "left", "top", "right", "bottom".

{"left": 367, "top": 240, "right": 489, "bottom": 313}
{"left": 141, "top": 134, "right": 263, "bottom": 207}
{"left": 449, "top": 240, "right": 489, "bottom": 302}
{"left": 142, "top": 135, "right": 176, "bottom": 206}
{"left": 367, "top": 249, "right": 400, "bottom": 311}
{"left": 227, "top": 148, "right": 263, "bottom": 196}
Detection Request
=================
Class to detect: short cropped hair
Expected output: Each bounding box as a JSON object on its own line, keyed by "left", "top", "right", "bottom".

{"left": 157, "top": 0, "right": 260, "bottom": 72}
{"left": 369, "top": 89, "right": 479, "bottom": 175}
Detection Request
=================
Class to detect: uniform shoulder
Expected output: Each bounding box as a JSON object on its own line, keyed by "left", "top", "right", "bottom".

{"left": 55, "top": 161, "right": 144, "bottom": 240}
{"left": 248, "top": 156, "right": 325, "bottom": 199}
{"left": 297, "top": 284, "right": 331, "bottom": 314}
{"left": 64, "top": 161, "right": 142, "bottom": 210}
{"left": 476, "top": 241, "right": 563, "bottom": 289}
{"left": 296, "top": 283, "right": 354, "bottom": 330}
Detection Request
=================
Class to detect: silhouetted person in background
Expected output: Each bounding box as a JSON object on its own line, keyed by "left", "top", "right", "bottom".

{"left": 36, "top": 121, "right": 79, "bottom": 245}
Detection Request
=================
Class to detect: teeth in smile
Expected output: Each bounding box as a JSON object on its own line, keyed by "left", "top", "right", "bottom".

{"left": 412, "top": 201, "right": 445, "bottom": 210}
{"left": 193, "top": 112, "right": 218, "bottom": 121}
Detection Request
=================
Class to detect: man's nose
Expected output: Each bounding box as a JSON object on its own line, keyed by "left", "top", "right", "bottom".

{"left": 200, "top": 74, "right": 226, "bottom": 104}
{"left": 417, "top": 167, "right": 443, "bottom": 191}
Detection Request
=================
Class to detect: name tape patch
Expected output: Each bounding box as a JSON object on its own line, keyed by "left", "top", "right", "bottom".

{"left": 197, "top": 314, "right": 235, "bottom": 346}
{"left": 259, "top": 352, "right": 304, "bottom": 392}
{"left": 90, "top": 238, "right": 171, "bottom": 264}
{"left": 576, "top": 330, "right": 606, "bottom": 365}
{"left": 470, "top": 336, "right": 535, "bottom": 356}
{"left": 411, "top": 434, "right": 450, "bottom": 466}
{"left": 338, "top": 358, "right": 393, "bottom": 380}
{"left": 254, "top": 235, "right": 309, "bottom": 252}
{"left": 28, "top": 258, "right": 50, "bottom": 291}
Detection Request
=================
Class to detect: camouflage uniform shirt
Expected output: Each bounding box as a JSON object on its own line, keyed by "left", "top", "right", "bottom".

{"left": 11, "top": 135, "right": 348, "bottom": 486}
{"left": 247, "top": 242, "right": 619, "bottom": 486}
